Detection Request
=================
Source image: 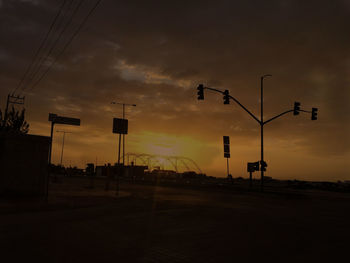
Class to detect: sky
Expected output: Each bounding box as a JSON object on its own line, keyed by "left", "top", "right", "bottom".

{"left": 1, "top": 0, "right": 350, "bottom": 181}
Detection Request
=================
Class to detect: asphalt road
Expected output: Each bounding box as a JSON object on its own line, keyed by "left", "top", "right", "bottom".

{"left": 1, "top": 177, "right": 349, "bottom": 262}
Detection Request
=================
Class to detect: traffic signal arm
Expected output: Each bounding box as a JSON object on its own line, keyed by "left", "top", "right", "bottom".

{"left": 263, "top": 109, "right": 294, "bottom": 125}
{"left": 205, "top": 87, "right": 261, "bottom": 124}
{"left": 263, "top": 107, "right": 318, "bottom": 125}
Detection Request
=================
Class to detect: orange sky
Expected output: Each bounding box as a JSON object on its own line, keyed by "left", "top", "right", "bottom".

{"left": 1, "top": 0, "right": 350, "bottom": 181}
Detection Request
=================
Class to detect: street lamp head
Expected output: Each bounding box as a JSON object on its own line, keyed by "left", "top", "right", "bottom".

{"left": 261, "top": 74, "right": 272, "bottom": 79}
{"left": 111, "top": 101, "right": 136, "bottom": 106}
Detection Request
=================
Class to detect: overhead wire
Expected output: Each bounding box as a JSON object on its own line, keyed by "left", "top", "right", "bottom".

{"left": 21, "top": 0, "right": 84, "bottom": 94}
{"left": 20, "top": 0, "right": 75, "bottom": 93}
{"left": 26, "top": 0, "right": 103, "bottom": 93}
{"left": 13, "top": 0, "right": 68, "bottom": 94}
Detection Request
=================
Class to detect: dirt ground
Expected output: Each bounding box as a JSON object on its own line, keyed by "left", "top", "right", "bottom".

{"left": 1, "top": 176, "right": 350, "bottom": 262}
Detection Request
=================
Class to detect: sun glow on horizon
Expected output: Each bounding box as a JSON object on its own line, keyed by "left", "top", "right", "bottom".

{"left": 129, "top": 131, "right": 205, "bottom": 158}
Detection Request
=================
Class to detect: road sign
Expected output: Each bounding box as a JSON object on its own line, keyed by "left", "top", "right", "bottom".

{"left": 223, "top": 136, "right": 230, "bottom": 145}
{"left": 223, "top": 135, "right": 230, "bottom": 158}
{"left": 48, "top": 113, "right": 80, "bottom": 126}
{"left": 54, "top": 116, "right": 80, "bottom": 126}
{"left": 224, "top": 144, "right": 230, "bottom": 153}
{"left": 247, "top": 162, "right": 259, "bottom": 172}
{"left": 113, "top": 118, "right": 128, "bottom": 134}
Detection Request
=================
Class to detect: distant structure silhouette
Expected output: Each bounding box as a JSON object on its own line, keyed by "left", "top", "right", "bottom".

{"left": 126, "top": 153, "right": 202, "bottom": 174}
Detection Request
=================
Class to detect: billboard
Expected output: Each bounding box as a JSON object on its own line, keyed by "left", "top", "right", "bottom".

{"left": 113, "top": 118, "right": 128, "bottom": 134}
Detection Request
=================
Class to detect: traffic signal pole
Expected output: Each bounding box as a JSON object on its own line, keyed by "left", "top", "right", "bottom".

{"left": 197, "top": 75, "right": 317, "bottom": 191}
{"left": 203, "top": 87, "right": 260, "bottom": 124}
{"left": 260, "top": 74, "right": 272, "bottom": 191}
{"left": 261, "top": 78, "right": 264, "bottom": 191}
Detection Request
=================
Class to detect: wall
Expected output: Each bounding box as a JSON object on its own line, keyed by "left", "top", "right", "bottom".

{"left": 0, "top": 133, "right": 50, "bottom": 196}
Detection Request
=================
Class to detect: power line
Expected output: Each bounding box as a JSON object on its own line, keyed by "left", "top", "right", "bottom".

{"left": 21, "top": 0, "right": 84, "bottom": 94}
{"left": 20, "top": 0, "right": 75, "bottom": 93}
{"left": 26, "top": 0, "right": 103, "bottom": 93}
{"left": 13, "top": 0, "right": 68, "bottom": 94}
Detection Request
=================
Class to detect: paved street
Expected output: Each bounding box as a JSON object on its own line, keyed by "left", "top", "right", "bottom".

{"left": 1, "top": 177, "right": 349, "bottom": 262}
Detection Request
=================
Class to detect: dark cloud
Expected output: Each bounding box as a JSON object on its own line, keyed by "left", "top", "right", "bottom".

{"left": 1, "top": 0, "right": 349, "bottom": 179}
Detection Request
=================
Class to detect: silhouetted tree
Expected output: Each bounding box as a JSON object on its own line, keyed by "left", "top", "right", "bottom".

{"left": 0, "top": 107, "right": 29, "bottom": 134}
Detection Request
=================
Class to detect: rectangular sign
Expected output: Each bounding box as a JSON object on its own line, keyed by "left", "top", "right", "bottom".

{"left": 223, "top": 136, "right": 230, "bottom": 145}
{"left": 223, "top": 135, "right": 230, "bottom": 158}
{"left": 54, "top": 116, "right": 80, "bottom": 126}
{"left": 113, "top": 118, "right": 128, "bottom": 134}
{"left": 224, "top": 144, "right": 230, "bottom": 154}
{"left": 247, "top": 162, "right": 259, "bottom": 172}
{"left": 48, "top": 113, "right": 80, "bottom": 126}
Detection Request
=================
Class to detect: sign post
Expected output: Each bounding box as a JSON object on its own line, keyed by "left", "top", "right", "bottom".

{"left": 223, "top": 136, "right": 231, "bottom": 181}
{"left": 47, "top": 113, "right": 80, "bottom": 200}
{"left": 247, "top": 162, "right": 259, "bottom": 188}
{"left": 112, "top": 118, "right": 128, "bottom": 196}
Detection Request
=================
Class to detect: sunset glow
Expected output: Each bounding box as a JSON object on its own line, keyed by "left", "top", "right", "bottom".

{"left": 1, "top": 1, "right": 350, "bottom": 181}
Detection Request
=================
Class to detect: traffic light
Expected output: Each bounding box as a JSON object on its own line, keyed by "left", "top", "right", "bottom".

{"left": 311, "top": 107, "right": 318, "bottom": 120}
{"left": 223, "top": 90, "right": 230, "bottom": 104}
{"left": 293, "top": 102, "right": 300, "bottom": 115}
{"left": 260, "top": 160, "right": 267, "bottom": 171}
{"left": 197, "top": 84, "right": 204, "bottom": 100}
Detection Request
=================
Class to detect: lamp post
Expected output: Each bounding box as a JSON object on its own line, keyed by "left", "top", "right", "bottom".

{"left": 56, "top": 130, "right": 72, "bottom": 166}
{"left": 111, "top": 102, "right": 136, "bottom": 165}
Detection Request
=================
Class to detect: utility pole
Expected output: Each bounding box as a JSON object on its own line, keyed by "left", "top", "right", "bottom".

{"left": 4, "top": 93, "right": 25, "bottom": 118}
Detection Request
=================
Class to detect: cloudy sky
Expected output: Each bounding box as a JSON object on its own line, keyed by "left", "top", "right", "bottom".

{"left": 1, "top": 0, "right": 349, "bottom": 181}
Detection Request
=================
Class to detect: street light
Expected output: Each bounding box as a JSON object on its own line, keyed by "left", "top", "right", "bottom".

{"left": 56, "top": 130, "right": 72, "bottom": 166}
{"left": 197, "top": 76, "right": 318, "bottom": 191}
{"left": 111, "top": 101, "right": 136, "bottom": 165}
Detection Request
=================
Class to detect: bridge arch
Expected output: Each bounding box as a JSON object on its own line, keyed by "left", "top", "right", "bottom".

{"left": 126, "top": 153, "right": 203, "bottom": 174}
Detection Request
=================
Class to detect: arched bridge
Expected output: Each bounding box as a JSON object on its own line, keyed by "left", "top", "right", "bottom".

{"left": 125, "top": 153, "right": 203, "bottom": 174}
